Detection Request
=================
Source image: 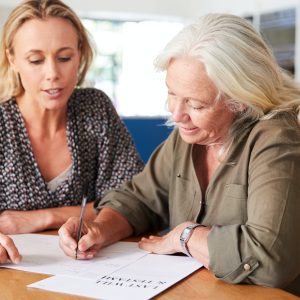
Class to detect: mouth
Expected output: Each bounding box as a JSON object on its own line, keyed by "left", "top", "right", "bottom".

{"left": 178, "top": 126, "right": 199, "bottom": 136}
{"left": 43, "top": 88, "right": 63, "bottom": 98}
{"left": 179, "top": 126, "right": 198, "bottom": 131}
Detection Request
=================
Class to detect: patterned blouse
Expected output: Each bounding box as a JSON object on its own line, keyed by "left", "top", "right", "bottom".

{"left": 0, "top": 88, "right": 144, "bottom": 210}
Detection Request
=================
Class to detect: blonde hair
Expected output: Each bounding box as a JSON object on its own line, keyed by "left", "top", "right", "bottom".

{"left": 0, "top": 0, "right": 93, "bottom": 102}
{"left": 155, "top": 13, "right": 300, "bottom": 145}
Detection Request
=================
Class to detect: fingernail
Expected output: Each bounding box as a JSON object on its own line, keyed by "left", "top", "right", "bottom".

{"left": 14, "top": 257, "right": 21, "bottom": 264}
{"left": 87, "top": 254, "right": 93, "bottom": 259}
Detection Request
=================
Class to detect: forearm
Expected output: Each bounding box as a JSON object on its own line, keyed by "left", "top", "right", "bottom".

{"left": 45, "top": 202, "right": 97, "bottom": 229}
{"left": 0, "top": 203, "right": 97, "bottom": 234}
{"left": 93, "top": 207, "right": 133, "bottom": 247}
{"left": 187, "top": 226, "right": 211, "bottom": 268}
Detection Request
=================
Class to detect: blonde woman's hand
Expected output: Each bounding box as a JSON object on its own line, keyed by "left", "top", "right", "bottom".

{"left": 0, "top": 232, "right": 22, "bottom": 264}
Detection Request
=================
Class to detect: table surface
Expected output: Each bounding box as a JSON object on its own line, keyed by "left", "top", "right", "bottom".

{"left": 0, "top": 232, "right": 299, "bottom": 300}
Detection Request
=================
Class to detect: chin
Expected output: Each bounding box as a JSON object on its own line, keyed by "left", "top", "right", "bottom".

{"left": 43, "top": 100, "right": 67, "bottom": 110}
{"left": 179, "top": 134, "right": 197, "bottom": 144}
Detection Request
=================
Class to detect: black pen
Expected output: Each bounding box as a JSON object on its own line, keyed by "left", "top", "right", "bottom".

{"left": 75, "top": 194, "right": 87, "bottom": 260}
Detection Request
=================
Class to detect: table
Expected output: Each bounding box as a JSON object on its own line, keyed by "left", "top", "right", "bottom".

{"left": 0, "top": 232, "right": 299, "bottom": 300}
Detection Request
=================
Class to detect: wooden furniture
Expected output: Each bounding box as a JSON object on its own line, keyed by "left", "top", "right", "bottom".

{"left": 0, "top": 232, "right": 299, "bottom": 300}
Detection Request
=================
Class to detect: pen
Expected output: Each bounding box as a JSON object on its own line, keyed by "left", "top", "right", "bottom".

{"left": 75, "top": 193, "right": 87, "bottom": 260}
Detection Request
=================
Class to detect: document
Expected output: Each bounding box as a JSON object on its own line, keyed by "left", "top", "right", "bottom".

{"left": 29, "top": 253, "right": 203, "bottom": 300}
{"left": 2, "top": 234, "right": 148, "bottom": 279}
{"left": 3, "top": 234, "right": 203, "bottom": 299}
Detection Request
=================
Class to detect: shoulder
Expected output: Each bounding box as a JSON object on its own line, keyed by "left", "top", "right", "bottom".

{"left": 69, "top": 87, "right": 113, "bottom": 111}
{"left": 0, "top": 98, "right": 15, "bottom": 112}
{"left": 244, "top": 113, "right": 300, "bottom": 161}
{"left": 68, "top": 87, "right": 119, "bottom": 123}
{"left": 0, "top": 98, "right": 16, "bottom": 125}
{"left": 249, "top": 113, "right": 300, "bottom": 144}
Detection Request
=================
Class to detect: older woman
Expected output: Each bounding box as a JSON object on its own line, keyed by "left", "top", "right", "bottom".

{"left": 59, "top": 14, "right": 300, "bottom": 295}
{"left": 0, "top": 0, "right": 143, "bottom": 263}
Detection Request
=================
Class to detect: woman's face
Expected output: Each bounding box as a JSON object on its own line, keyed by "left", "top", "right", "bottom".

{"left": 166, "top": 56, "right": 235, "bottom": 146}
{"left": 7, "top": 17, "right": 81, "bottom": 111}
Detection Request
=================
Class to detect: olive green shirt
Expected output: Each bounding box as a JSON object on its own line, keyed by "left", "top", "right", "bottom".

{"left": 98, "top": 115, "right": 300, "bottom": 295}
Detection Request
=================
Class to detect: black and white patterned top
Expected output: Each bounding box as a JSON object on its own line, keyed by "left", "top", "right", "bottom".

{"left": 0, "top": 88, "right": 144, "bottom": 210}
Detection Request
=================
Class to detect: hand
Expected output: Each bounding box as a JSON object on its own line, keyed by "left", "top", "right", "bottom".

{"left": 0, "top": 210, "right": 47, "bottom": 234}
{"left": 138, "top": 222, "right": 192, "bottom": 255}
{"left": 0, "top": 232, "right": 22, "bottom": 264}
{"left": 58, "top": 217, "right": 103, "bottom": 260}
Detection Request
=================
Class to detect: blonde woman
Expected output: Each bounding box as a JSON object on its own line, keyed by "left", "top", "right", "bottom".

{"left": 59, "top": 14, "right": 300, "bottom": 295}
{"left": 0, "top": 0, "right": 143, "bottom": 263}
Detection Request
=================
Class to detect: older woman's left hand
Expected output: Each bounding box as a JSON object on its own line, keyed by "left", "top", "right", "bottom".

{"left": 138, "top": 222, "right": 193, "bottom": 255}
{"left": 138, "top": 222, "right": 211, "bottom": 268}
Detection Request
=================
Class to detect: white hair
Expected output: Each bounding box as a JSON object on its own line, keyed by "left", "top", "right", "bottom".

{"left": 155, "top": 13, "right": 300, "bottom": 149}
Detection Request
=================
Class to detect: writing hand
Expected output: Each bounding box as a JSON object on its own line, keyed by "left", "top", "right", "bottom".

{"left": 58, "top": 217, "right": 102, "bottom": 260}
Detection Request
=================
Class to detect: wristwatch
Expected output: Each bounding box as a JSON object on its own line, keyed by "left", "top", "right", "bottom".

{"left": 180, "top": 223, "right": 202, "bottom": 257}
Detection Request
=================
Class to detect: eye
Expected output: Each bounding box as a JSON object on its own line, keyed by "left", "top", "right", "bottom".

{"left": 58, "top": 57, "right": 71, "bottom": 62}
{"left": 186, "top": 99, "right": 204, "bottom": 110}
{"left": 29, "top": 59, "right": 43, "bottom": 65}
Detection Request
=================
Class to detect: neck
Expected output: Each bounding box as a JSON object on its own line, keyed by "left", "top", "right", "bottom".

{"left": 16, "top": 97, "right": 67, "bottom": 139}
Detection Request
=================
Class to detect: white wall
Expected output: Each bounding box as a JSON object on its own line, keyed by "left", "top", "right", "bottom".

{"left": 197, "top": 0, "right": 299, "bottom": 16}
{"left": 1, "top": 0, "right": 300, "bottom": 23}
{"left": 0, "top": 5, "right": 14, "bottom": 27}
{"left": 1, "top": 0, "right": 300, "bottom": 80}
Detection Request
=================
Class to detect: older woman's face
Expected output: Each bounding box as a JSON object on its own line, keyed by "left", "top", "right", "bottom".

{"left": 7, "top": 17, "right": 80, "bottom": 111}
{"left": 166, "top": 57, "right": 235, "bottom": 146}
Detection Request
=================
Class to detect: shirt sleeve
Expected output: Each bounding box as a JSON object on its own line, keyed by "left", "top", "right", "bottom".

{"left": 97, "top": 129, "right": 178, "bottom": 235}
{"left": 207, "top": 119, "right": 300, "bottom": 288}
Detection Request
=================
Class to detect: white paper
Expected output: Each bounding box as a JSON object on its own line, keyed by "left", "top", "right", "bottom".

{"left": 1, "top": 234, "right": 148, "bottom": 279}
{"left": 29, "top": 254, "right": 203, "bottom": 300}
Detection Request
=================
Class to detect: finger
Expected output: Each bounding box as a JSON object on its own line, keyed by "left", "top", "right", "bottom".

{"left": 59, "top": 238, "right": 76, "bottom": 258}
{"left": 58, "top": 217, "right": 80, "bottom": 250}
{"left": 78, "top": 233, "right": 98, "bottom": 252}
{"left": 78, "top": 225, "right": 102, "bottom": 252}
{"left": 0, "top": 246, "right": 9, "bottom": 264}
{"left": 139, "top": 237, "right": 172, "bottom": 255}
{"left": 75, "top": 248, "right": 98, "bottom": 260}
{"left": 0, "top": 236, "right": 22, "bottom": 264}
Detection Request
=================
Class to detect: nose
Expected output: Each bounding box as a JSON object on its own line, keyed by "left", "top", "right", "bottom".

{"left": 45, "top": 59, "right": 59, "bottom": 81}
{"left": 169, "top": 98, "right": 190, "bottom": 123}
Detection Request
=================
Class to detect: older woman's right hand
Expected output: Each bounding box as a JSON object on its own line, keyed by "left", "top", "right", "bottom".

{"left": 0, "top": 233, "right": 21, "bottom": 264}
{"left": 58, "top": 217, "right": 102, "bottom": 260}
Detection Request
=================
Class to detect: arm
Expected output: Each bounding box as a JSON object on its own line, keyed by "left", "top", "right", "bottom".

{"left": 0, "top": 202, "right": 97, "bottom": 234}
{"left": 59, "top": 130, "right": 179, "bottom": 259}
{"left": 98, "top": 129, "right": 179, "bottom": 235}
{"left": 0, "top": 232, "right": 21, "bottom": 264}
{"left": 58, "top": 207, "right": 133, "bottom": 259}
{"left": 208, "top": 119, "right": 300, "bottom": 287}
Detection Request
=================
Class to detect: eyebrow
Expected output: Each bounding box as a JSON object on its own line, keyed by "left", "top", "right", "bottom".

{"left": 165, "top": 82, "right": 210, "bottom": 105}
{"left": 25, "top": 47, "right": 75, "bottom": 55}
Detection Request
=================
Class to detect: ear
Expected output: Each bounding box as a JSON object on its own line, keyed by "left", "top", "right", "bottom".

{"left": 6, "top": 49, "right": 18, "bottom": 73}
{"left": 227, "top": 101, "right": 247, "bottom": 113}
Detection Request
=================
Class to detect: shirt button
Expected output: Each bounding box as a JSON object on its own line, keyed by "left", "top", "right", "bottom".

{"left": 243, "top": 264, "right": 251, "bottom": 271}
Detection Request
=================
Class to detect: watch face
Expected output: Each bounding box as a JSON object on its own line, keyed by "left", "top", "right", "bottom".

{"left": 180, "top": 227, "right": 191, "bottom": 241}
